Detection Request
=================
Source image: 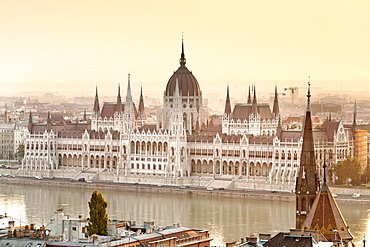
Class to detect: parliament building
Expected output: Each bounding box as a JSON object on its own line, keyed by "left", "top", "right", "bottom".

{"left": 21, "top": 41, "right": 357, "bottom": 191}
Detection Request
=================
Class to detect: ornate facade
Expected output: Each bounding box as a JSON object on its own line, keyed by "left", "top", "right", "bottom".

{"left": 21, "top": 41, "right": 355, "bottom": 191}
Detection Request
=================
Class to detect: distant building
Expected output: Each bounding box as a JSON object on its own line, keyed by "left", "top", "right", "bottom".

{"left": 21, "top": 41, "right": 357, "bottom": 191}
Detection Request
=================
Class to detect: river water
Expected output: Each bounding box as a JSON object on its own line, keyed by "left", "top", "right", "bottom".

{"left": 0, "top": 183, "right": 369, "bottom": 246}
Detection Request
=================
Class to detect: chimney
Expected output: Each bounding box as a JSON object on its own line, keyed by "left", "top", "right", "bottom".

{"left": 8, "top": 221, "right": 15, "bottom": 232}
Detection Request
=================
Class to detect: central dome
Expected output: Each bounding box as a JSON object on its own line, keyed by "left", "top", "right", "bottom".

{"left": 165, "top": 42, "right": 201, "bottom": 97}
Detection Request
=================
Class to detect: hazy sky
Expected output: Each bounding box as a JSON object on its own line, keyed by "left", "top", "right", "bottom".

{"left": 0, "top": 0, "right": 369, "bottom": 97}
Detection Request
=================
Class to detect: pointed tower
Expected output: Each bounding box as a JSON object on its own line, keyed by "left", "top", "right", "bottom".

{"left": 180, "top": 35, "right": 186, "bottom": 68}
{"left": 251, "top": 85, "right": 258, "bottom": 115}
{"left": 295, "top": 78, "right": 320, "bottom": 229}
{"left": 28, "top": 111, "right": 33, "bottom": 133}
{"left": 116, "top": 84, "right": 123, "bottom": 113}
{"left": 272, "top": 85, "right": 280, "bottom": 117}
{"left": 93, "top": 86, "right": 100, "bottom": 115}
{"left": 46, "top": 111, "right": 52, "bottom": 132}
{"left": 247, "top": 85, "right": 252, "bottom": 104}
{"left": 224, "top": 85, "right": 232, "bottom": 116}
{"left": 138, "top": 86, "right": 145, "bottom": 117}
{"left": 302, "top": 162, "right": 353, "bottom": 243}
{"left": 124, "top": 74, "right": 135, "bottom": 132}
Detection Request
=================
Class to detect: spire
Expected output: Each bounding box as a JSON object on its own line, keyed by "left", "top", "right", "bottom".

{"left": 224, "top": 85, "right": 232, "bottom": 115}
{"left": 322, "top": 158, "right": 327, "bottom": 190}
{"left": 295, "top": 78, "right": 320, "bottom": 229}
{"left": 352, "top": 100, "right": 357, "bottom": 134}
{"left": 46, "top": 111, "right": 52, "bottom": 132}
{"left": 251, "top": 84, "right": 258, "bottom": 115}
{"left": 138, "top": 86, "right": 145, "bottom": 116}
{"left": 302, "top": 160, "right": 353, "bottom": 242}
{"left": 93, "top": 86, "right": 100, "bottom": 115}
{"left": 126, "top": 74, "right": 132, "bottom": 102}
{"left": 116, "top": 84, "right": 123, "bottom": 113}
{"left": 306, "top": 76, "right": 311, "bottom": 112}
{"left": 272, "top": 85, "right": 280, "bottom": 116}
{"left": 180, "top": 33, "right": 186, "bottom": 67}
{"left": 28, "top": 111, "right": 33, "bottom": 124}
{"left": 247, "top": 84, "right": 252, "bottom": 104}
{"left": 28, "top": 111, "right": 33, "bottom": 132}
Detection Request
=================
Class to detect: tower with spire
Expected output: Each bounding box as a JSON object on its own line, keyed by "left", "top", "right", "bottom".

{"left": 224, "top": 85, "right": 232, "bottom": 117}
{"left": 160, "top": 35, "right": 207, "bottom": 135}
{"left": 124, "top": 74, "right": 135, "bottom": 133}
{"left": 301, "top": 161, "right": 353, "bottom": 243}
{"left": 93, "top": 86, "right": 100, "bottom": 116}
{"left": 137, "top": 86, "right": 146, "bottom": 128}
{"left": 221, "top": 84, "right": 280, "bottom": 136}
{"left": 247, "top": 85, "right": 252, "bottom": 104}
{"left": 272, "top": 85, "right": 280, "bottom": 118}
{"left": 295, "top": 78, "right": 320, "bottom": 229}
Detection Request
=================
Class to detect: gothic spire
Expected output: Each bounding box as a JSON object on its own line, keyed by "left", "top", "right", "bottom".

{"left": 247, "top": 84, "right": 252, "bottom": 104}
{"left": 46, "top": 111, "right": 52, "bottom": 132}
{"left": 28, "top": 111, "right": 33, "bottom": 124}
{"left": 224, "top": 85, "right": 232, "bottom": 115}
{"left": 138, "top": 86, "right": 145, "bottom": 116}
{"left": 126, "top": 74, "right": 132, "bottom": 102}
{"left": 272, "top": 85, "right": 280, "bottom": 116}
{"left": 302, "top": 160, "right": 353, "bottom": 243}
{"left": 28, "top": 111, "right": 33, "bottom": 133}
{"left": 116, "top": 84, "right": 123, "bottom": 113}
{"left": 306, "top": 76, "right": 311, "bottom": 112}
{"left": 180, "top": 34, "right": 186, "bottom": 67}
{"left": 251, "top": 84, "right": 258, "bottom": 115}
{"left": 93, "top": 86, "right": 100, "bottom": 115}
{"left": 295, "top": 78, "right": 320, "bottom": 229}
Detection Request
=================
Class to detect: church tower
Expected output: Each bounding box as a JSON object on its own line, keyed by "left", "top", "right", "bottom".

{"left": 295, "top": 78, "right": 320, "bottom": 229}
{"left": 302, "top": 162, "right": 353, "bottom": 243}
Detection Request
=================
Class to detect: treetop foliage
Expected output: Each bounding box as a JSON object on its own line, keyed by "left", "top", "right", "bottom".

{"left": 88, "top": 189, "right": 108, "bottom": 236}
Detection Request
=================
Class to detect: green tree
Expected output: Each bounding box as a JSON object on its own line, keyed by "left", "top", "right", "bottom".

{"left": 333, "top": 156, "right": 362, "bottom": 186}
{"left": 15, "top": 143, "right": 25, "bottom": 161}
{"left": 88, "top": 190, "right": 108, "bottom": 236}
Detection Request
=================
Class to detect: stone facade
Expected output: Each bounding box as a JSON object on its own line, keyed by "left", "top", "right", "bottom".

{"left": 21, "top": 42, "right": 355, "bottom": 192}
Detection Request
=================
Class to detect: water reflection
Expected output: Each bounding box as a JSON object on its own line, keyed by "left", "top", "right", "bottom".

{"left": 0, "top": 183, "right": 369, "bottom": 246}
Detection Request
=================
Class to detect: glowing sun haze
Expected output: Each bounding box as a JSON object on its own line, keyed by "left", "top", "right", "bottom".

{"left": 0, "top": 0, "right": 369, "bottom": 97}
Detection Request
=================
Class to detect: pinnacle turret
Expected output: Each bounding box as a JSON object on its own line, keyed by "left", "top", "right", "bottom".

{"left": 116, "top": 84, "right": 123, "bottom": 113}
{"left": 224, "top": 85, "right": 232, "bottom": 115}
{"left": 93, "top": 86, "right": 100, "bottom": 115}
{"left": 272, "top": 85, "right": 280, "bottom": 117}
{"left": 180, "top": 34, "right": 186, "bottom": 67}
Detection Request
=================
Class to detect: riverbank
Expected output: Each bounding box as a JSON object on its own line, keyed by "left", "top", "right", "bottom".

{"left": 1, "top": 176, "right": 370, "bottom": 205}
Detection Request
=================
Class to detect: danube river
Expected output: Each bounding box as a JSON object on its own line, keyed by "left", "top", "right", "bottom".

{"left": 0, "top": 183, "right": 369, "bottom": 246}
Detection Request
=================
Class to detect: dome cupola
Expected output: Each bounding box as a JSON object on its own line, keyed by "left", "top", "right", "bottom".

{"left": 165, "top": 39, "right": 201, "bottom": 97}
